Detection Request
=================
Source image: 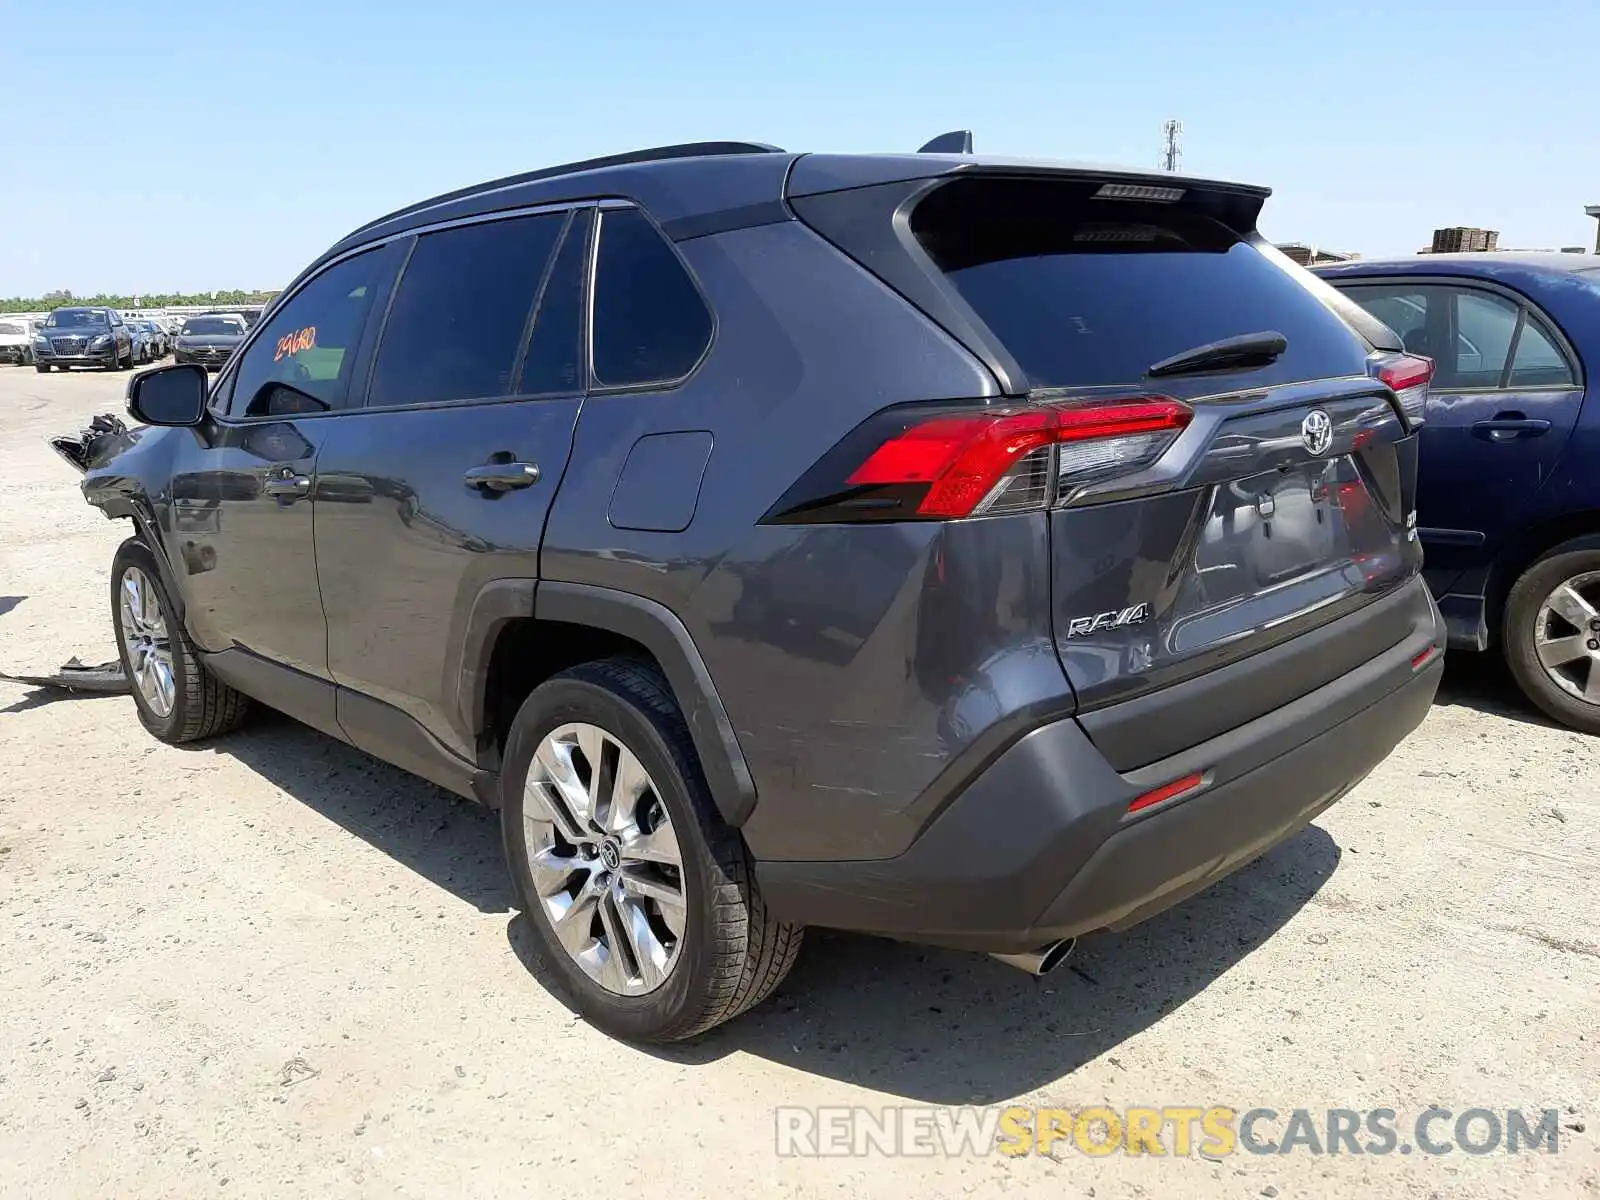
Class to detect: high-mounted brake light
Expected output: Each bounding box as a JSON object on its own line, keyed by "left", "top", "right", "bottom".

{"left": 766, "top": 396, "right": 1193, "bottom": 524}
{"left": 1374, "top": 353, "right": 1432, "bottom": 428}
{"left": 1095, "top": 183, "right": 1186, "bottom": 203}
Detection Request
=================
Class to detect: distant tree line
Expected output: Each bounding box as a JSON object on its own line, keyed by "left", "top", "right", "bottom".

{"left": 0, "top": 288, "right": 279, "bottom": 314}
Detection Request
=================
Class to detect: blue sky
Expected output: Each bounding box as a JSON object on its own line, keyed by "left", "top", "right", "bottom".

{"left": 3, "top": 0, "right": 1597, "bottom": 296}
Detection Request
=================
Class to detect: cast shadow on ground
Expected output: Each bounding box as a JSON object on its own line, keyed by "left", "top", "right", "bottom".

{"left": 512, "top": 825, "right": 1341, "bottom": 1104}
{"left": 182, "top": 708, "right": 513, "bottom": 914}
{"left": 0, "top": 596, "right": 24, "bottom": 619}
{"left": 1432, "top": 649, "right": 1564, "bottom": 730}
{"left": 1, "top": 687, "right": 122, "bottom": 715}
{"left": 171, "top": 703, "right": 1340, "bottom": 1103}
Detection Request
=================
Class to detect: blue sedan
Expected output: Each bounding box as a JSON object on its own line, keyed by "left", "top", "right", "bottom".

{"left": 1317, "top": 253, "right": 1600, "bottom": 732}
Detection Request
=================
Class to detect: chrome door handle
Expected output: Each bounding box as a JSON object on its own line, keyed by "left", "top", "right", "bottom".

{"left": 1472, "top": 418, "right": 1551, "bottom": 441}
{"left": 463, "top": 462, "right": 540, "bottom": 492}
{"left": 263, "top": 473, "right": 311, "bottom": 497}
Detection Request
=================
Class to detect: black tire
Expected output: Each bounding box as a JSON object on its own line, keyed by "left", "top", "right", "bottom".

{"left": 501, "top": 658, "right": 802, "bottom": 1042}
{"left": 110, "top": 537, "right": 249, "bottom": 743}
{"left": 1502, "top": 535, "right": 1600, "bottom": 734}
{"left": 34, "top": 363, "right": 49, "bottom": 373}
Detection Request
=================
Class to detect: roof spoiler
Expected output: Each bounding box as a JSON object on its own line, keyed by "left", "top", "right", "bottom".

{"left": 918, "top": 130, "right": 973, "bottom": 154}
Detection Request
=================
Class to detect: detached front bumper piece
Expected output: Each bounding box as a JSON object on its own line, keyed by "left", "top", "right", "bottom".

{"left": 756, "top": 578, "right": 1444, "bottom": 954}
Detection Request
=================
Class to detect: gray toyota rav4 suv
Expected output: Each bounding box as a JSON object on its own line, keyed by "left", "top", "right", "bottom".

{"left": 76, "top": 139, "right": 1443, "bottom": 1041}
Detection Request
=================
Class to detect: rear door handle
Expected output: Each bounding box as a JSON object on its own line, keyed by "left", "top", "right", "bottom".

{"left": 262, "top": 471, "right": 311, "bottom": 498}
{"left": 463, "top": 462, "right": 540, "bottom": 492}
{"left": 1472, "top": 417, "right": 1551, "bottom": 441}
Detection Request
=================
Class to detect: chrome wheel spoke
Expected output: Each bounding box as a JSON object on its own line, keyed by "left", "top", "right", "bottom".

{"left": 1547, "top": 583, "right": 1597, "bottom": 630}
{"left": 529, "top": 737, "right": 593, "bottom": 841}
{"left": 527, "top": 844, "right": 582, "bottom": 898}
{"left": 618, "top": 893, "right": 671, "bottom": 989}
{"left": 1537, "top": 633, "right": 1589, "bottom": 669}
{"left": 621, "top": 819, "right": 681, "bottom": 866}
{"left": 1585, "top": 661, "right": 1600, "bottom": 702}
{"left": 149, "top": 655, "right": 176, "bottom": 716}
{"left": 596, "top": 893, "right": 635, "bottom": 991}
{"left": 618, "top": 866, "right": 685, "bottom": 912}
{"left": 603, "top": 746, "right": 651, "bottom": 834}
{"left": 548, "top": 877, "right": 602, "bottom": 957}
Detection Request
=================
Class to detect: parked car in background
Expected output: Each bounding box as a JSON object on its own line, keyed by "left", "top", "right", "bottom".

{"left": 172, "top": 313, "right": 247, "bottom": 371}
{"left": 33, "top": 307, "right": 135, "bottom": 371}
{"left": 0, "top": 316, "right": 39, "bottom": 364}
{"left": 1318, "top": 253, "right": 1600, "bottom": 733}
{"left": 136, "top": 319, "right": 169, "bottom": 359}
{"left": 125, "top": 319, "right": 159, "bottom": 364}
{"left": 72, "top": 139, "right": 1443, "bottom": 1041}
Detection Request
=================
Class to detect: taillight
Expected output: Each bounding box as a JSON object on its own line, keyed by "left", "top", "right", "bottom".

{"left": 764, "top": 396, "right": 1192, "bottom": 524}
{"left": 1373, "top": 353, "right": 1432, "bottom": 429}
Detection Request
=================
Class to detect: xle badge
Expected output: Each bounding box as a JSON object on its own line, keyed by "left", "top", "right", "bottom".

{"left": 1066, "top": 603, "right": 1150, "bottom": 638}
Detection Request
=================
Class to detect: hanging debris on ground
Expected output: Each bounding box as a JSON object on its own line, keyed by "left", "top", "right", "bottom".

{"left": 0, "top": 657, "right": 130, "bottom": 695}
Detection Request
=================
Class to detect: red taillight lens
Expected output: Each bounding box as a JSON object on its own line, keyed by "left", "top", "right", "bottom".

{"left": 1374, "top": 353, "right": 1432, "bottom": 428}
{"left": 814, "top": 396, "right": 1191, "bottom": 521}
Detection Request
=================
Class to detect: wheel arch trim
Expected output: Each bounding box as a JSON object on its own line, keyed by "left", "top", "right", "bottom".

{"left": 459, "top": 579, "right": 757, "bottom": 826}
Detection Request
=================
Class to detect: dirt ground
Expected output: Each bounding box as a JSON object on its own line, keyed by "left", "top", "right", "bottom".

{"left": 0, "top": 365, "right": 1596, "bottom": 1199}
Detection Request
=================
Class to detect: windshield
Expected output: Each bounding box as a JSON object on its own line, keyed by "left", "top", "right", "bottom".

{"left": 182, "top": 317, "right": 245, "bottom": 336}
{"left": 46, "top": 309, "right": 109, "bottom": 329}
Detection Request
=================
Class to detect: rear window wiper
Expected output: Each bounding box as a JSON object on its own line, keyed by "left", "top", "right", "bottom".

{"left": 1146, "top": 330, "right": 1287, "bottom": 379}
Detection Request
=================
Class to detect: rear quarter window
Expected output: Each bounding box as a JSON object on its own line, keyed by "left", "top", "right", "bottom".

{"left": 910, "top": 178, "right": 1372, "bottom": 390}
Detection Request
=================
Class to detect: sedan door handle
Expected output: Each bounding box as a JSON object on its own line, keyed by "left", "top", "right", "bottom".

{"left": 463, "top": 462, "right": 540, "bottom": 493}
{"left": 1472, "top": 416, "right": 1551, "bottom": 441}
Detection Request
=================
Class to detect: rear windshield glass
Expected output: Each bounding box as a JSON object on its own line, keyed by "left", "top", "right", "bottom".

{"left": 182, "top": 317, "right": 244, "bottom": 335}
{"left": 911, "top": 178, "right": 1369, "bottom": 389}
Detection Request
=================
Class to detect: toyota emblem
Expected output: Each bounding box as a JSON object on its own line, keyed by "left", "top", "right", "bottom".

{"left": 1300, "top": 409, "right": 1333, "bottom": 456}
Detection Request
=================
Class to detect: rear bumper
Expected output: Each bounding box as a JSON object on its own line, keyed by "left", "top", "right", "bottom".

{"left": 756, "top": 577, "right": 1443, "bottom": 953}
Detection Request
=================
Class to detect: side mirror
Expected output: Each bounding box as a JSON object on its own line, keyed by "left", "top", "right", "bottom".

{"left": 127, "top": 363, "right": 209, "bottom": 427}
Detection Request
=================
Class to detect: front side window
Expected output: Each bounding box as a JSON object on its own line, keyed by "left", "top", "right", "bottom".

{"left": 590, "top": 207, "right": 713, "bottom": 388}
{"left": 227, "top": 251, "right": 384, "bottom": 417}
{"left": 367, "top": 212, "right": 566, "bottom": 408}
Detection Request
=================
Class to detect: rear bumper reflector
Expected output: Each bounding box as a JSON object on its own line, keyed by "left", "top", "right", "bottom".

{"left": 1126, "top": 771, "right": 1207, "bottom": 816}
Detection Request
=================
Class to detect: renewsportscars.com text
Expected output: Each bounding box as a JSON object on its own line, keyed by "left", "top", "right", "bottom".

{"left": 775, "top": 1105, "right": 1564, "bottom": 1158}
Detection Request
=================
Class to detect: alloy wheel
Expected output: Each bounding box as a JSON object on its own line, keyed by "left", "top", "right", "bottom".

{"left": 118, "top": 566, "right": 176, "bottom": 717}
{"left": 1532, "top": 570, "right": 1600, "bottom": 705}
{"left": 522, "top": 722, "right": 687, "bottom": 995}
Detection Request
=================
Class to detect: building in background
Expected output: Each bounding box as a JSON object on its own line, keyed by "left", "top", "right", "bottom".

{"left": 1276, "top": 242, "right": 1357, "bottom": 266}
{"left": 1587, "top": 205, "right": 1600, "bottom": 253}
{"left": 1428, "top": 226, "right": 1499, "bottom": 253}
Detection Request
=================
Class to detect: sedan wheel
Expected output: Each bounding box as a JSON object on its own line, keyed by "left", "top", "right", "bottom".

{"left": 521, "top": 721, "right": 687, "bottom": 996}
{"left": 1530, "top": 570, "right": 1600, "bottom": 704}
{"left": 1504, "top": 538, "right": 1600, "bottom": 735}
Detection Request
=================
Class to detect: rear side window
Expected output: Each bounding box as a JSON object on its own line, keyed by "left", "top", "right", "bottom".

{"left": 369, "top": 212, "right": 565, "bottom": 407}
{"left": 518, "top": 209, "right": 590, "bottom": 395}
{"left": 1341, "top": 283, "right": 1575, "bottom": 390}
{"left": 910, "top": 178, "right": 1369, "bottom": 389}
{"left": 591, "top": 207, "right": 712, "bottom": 388}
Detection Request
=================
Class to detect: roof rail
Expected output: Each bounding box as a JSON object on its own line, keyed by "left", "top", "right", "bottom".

{"left": 341, "top": 140, "right": 786, "bottom": 243}
{"left": 918, "top": 130, "right": 973, "bottom": 154}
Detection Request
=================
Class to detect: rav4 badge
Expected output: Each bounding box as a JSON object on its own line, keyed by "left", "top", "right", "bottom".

{"left": 1066, "top": 603, "right": 1151, "bottom": 638}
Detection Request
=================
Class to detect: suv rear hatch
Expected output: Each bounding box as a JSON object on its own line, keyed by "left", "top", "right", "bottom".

{"left": 792, "top": 164, "right": 1425, "bottom": 770}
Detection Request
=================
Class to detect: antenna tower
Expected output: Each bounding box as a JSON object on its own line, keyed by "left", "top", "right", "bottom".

{"left": 1161, "top": 119, "right": 1182, "bottom": 172}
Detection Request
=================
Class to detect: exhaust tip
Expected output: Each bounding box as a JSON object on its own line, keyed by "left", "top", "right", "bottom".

{"left": 989, "top": 938, "right": 1076, "bottom": 977}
